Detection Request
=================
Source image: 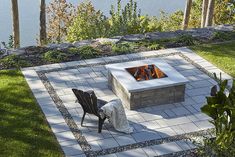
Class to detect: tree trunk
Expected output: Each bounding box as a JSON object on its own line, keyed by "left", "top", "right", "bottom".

{"left": 201, "top": 0, "right": 209, "bottom": 28}
{"left": 11, "top": 0, "right": 20, "bottom": 48}
{"left": 39, "top": 0, "right": 47, "bottom": 45}
{"left": 205, "top": 0, "right": 215, "bottom": 27}
{"left": 182, "top": 0, "right": 192, "bottom": 30}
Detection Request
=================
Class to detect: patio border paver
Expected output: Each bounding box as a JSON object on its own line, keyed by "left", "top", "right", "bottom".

{"left": 22, "top": 47, "right": 233, "bottom": 157}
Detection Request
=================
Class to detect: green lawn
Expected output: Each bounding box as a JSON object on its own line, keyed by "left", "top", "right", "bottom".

{"left": 190, "top": 41, "right": 235, "bottom": 80}
{"left": 0, "top": 70, "right": 64, "bottom": 157}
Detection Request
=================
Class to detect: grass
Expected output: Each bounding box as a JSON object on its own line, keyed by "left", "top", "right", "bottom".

{"left": 0, "top": 70, "right": 64, "bottom": 157}
{"left": 190, "top": 41, "right": 235, "bottom": 80}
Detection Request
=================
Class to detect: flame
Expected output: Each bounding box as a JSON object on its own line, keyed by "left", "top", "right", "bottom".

{"left": 126, "top": 64, "right": 166, "bottom": 81}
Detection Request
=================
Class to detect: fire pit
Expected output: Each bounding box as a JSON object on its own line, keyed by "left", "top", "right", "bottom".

{"left": 105, "top": 58, "right": 188, "bottom": 110}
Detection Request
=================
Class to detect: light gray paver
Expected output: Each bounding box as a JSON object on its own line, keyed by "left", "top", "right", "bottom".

{"left": 114, "top": 135, "right": 136, "bottom": 146}
{"left": 151, "top": 142, "right": 182, "bottom": 155}
{"left": 132, "top": 131, "right": 161, "bottom": 142}
{"left": 97, "top": 138, "right": 119, "bottom": 149}
{"left": 116, "top": 148, "right": 148, "bottom": 157}
{"left": 61, "top": 144, "right": 83, "bottom": 156}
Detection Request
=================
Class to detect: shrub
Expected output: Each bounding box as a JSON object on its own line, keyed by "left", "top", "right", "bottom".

{"left": 197, "top": 73, "right": 235, "bottom": 156}
{"left": 111, "top": 42, "right": 135, "bottom": 54}
{"left": 67, "top": 47, "right": 80, "bottom": 55}
{"left": 67, "top": 2, "right": 109, "bottom": 42}
{"left": 175, "top": 34, "right": 196, "bottom": 46}
{"left": 43, "top": 50, "right": 68, "bottom": 63}
{"left": 47, "top": 0, "right": 75, "bottom": 43}
{"left": 0, "top": 54, "right": 30, "bottom": 69}
{"left": 212, "top": 31, "right": 234, "bottom": 41}
{"left": 77, "top": 45, "right": 99, "bottom": 59}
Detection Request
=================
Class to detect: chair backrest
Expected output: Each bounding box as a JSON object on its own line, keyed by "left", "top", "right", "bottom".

{"left": 72, "top": 89, "right": 99, "bottom": 116}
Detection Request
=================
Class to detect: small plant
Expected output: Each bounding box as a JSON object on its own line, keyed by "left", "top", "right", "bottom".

{"left": 212, "top": 31, "right": 233, "bottom": 41}
{"left": 77, "top": 45, "right": 99, "bottom": 59}
{"left": 175, "top": 34, "right": 196, "bottom": 46}
{"left": 67, "top": 1, "right": 109, "bottom": 42}
{"left": 0, "top": 54, "right": 30, "bottom": 69}
{"left": 111, "top": 42, "right": 134, "bottom": 54}
{"left": 67, "top": 47, "right": 80, "bottom": 55}
{"left": 43, "top": 50, "right": 68, "bottom": 63}
{"left": 197, "top": 73, "right": 235, "bottom": 156}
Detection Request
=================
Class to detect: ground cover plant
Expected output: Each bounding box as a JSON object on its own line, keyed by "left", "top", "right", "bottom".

{"left": 0, "top": 70, "right": 63, "bottom": 157}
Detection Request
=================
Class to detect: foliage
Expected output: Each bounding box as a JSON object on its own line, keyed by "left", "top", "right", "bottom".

{"left": 157, "top": 11, "right": 184, "bottom": 31}
{"left": 67, "top": 47, "right": 80, "bottom": 55}
{"left": 77, "top": 45, "right": 99, "bottom": 59}
{"left": 0, "top": 54, "right": 30, "bottom": 69}
{"left": 212, "top": 31, "right": 235, "bottom": 41}
{"left": 47, "top": 0, "right": 75, "bottom": 43}
{"left": 67, "top": 2, "right": 109, "bottom": 42}
{"left": 0, "top": 70, "right": 64, "bottom": 157}
{"left": 198, "top": 74, "right": 235, "bottom": 156}
{"left": 1, "top": 35, "right": 14, "bottom": 50}
{"left": 111, "top": 42, "right": 135, "bottom": 54}
{"left": 188, "top": 0, "right": 235, "bottom": 28}
{"left": 43, "top": 50, "right": 68, "bottom": 62}
{"left": 214, "top": 0, "right": 235, "bottom": 25}
{"left": 175, "top": 34, "right": 196, "bottom": 45}
{"left": 109, "top": 0, "right": 140, "bottom": 35}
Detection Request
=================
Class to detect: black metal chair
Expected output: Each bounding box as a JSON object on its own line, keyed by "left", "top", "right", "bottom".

{"left": 72, "top": 89, "right": 107, "bottom": 133}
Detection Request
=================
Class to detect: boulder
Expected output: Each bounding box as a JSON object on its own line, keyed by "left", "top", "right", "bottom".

{"left": 96, "top": 37, "right": 121, "bottom": 44}
{"left": 73, "top": 39, "right": 95, "bottom": 48}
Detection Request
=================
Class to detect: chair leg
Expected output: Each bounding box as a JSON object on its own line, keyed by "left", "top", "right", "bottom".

{"left": 98, "top": 117, "right": 106, "bottom": 133}
{"left": 81, "top": 112, "right": 86, "bottom": 127}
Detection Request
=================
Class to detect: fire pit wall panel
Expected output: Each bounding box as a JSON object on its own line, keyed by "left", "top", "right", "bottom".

{"left": 106, "top": 58, "right": 188, "bottom": 110}
{"left": 108, "top": 72, "right": 185, "bottom": 110}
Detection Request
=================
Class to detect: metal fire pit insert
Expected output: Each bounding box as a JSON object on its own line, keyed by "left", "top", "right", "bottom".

{"left": 105, "top": 58, "right": 188, "bottom": 110}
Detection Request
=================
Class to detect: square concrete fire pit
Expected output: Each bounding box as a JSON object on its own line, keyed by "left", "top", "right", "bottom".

{"left": 106, "top": 58, "right": 188, "bottom": 110}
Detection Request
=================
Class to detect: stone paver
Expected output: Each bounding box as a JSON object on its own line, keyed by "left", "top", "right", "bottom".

{"left": 22, "top": 47, "right": 233, "bottom": 156}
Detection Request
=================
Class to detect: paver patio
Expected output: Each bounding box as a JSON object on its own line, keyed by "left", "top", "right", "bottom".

{"left": 22, "top": 47, "right": 233, "bottom": 157}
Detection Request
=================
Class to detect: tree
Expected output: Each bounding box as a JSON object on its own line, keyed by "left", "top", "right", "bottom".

{"left": 205, "top": 0, "right": 215, "bottom": 26}
{"left": 11, "top": 0, "right": 20, "bottom": 48}
{"left": 201, "top": 0, "right": 209, "bottom": 27}
{"left": 47, "top": 0, "right": 75, "bottom": 43}
{"left": 182, "top": 0, "right": 193, "bottom": 30}
{"left": 39, "top": 0, "right": 47, "bottom": 45}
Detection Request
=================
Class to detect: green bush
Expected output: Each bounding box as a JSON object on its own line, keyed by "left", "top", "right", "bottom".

{"left": 212, "top": 31, "right": 234, "bottom": 41}
{"left": 0, "top": 54, "right": 30, "bottom": 69}
{"left": 197, "top": 73, "right": 235, "bottom": 156}
{"left": 43, "top": 50, "right": 68, "bottom": 63}
{"left": 67, "top": 47, "right": 80, "bottom": 55}
{"left": 175, "top": 34, "right": 196, "bottom": 45}
{"left": 67, "top": 2, "right": 109, "bottom": 42}
{"left": 77, "top": 45, "right": 99, "bottom": 59}
{"left": 111, "top": 42, "right": 135, "bottom": 54}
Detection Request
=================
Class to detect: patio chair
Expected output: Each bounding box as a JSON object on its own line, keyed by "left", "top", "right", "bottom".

{"left": 72, "top": 89, "right": 107, "bottom": 133}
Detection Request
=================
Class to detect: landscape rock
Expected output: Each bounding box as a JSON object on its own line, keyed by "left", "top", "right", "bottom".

{"left": 122, "top": 34, "right": 146, "bottom": 41}
{"left": 96, "top": 37, "right": 121, "bottom": 44}
{"left": 73, "top": 39, "right": 95, "bottom": 48}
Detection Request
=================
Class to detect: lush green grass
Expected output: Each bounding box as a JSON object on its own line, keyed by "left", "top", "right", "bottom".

{"left": 190, "top": 41, "right": 235, "bottom": 79}
{"left": 0, "top": 70, "right": 64, "bottom": 157}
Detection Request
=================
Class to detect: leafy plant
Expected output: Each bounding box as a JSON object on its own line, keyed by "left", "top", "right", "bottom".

{"left": 67, "top": 47, "right": 80, "bottom": 55}
{"left": 175, "top": 34, "right": 196, "bottom": 46}
{"left": 111, "top": 42, "right": 135, "bottom": 54}
{"left": 212, "top": 31, "right": 234, "bottom": 41}
{"left": 67, "top": 1, "right": 109, "bottom": 42}
{"left": 77, "top": 45, "right": 99, "bottom": 59}
{"left": 0, "top": 54, "right": 30, "bottom": 69}
{"left": 47, "top": 0, "right": 75, "bottom": 43}
{"left": 198, "top": 73, "right": 235, "bottom": 156}
{"left": 43, "top": 50, "right": 68, "bottom": 62}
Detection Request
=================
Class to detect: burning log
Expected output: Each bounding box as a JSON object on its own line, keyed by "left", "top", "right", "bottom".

{"left": 127, "top": 64, "right": 167, "bottom": 81}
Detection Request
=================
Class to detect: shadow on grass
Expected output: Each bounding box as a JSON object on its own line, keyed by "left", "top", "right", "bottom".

{"left": 0, "top": 70, "right": 64, "bottom": 157}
